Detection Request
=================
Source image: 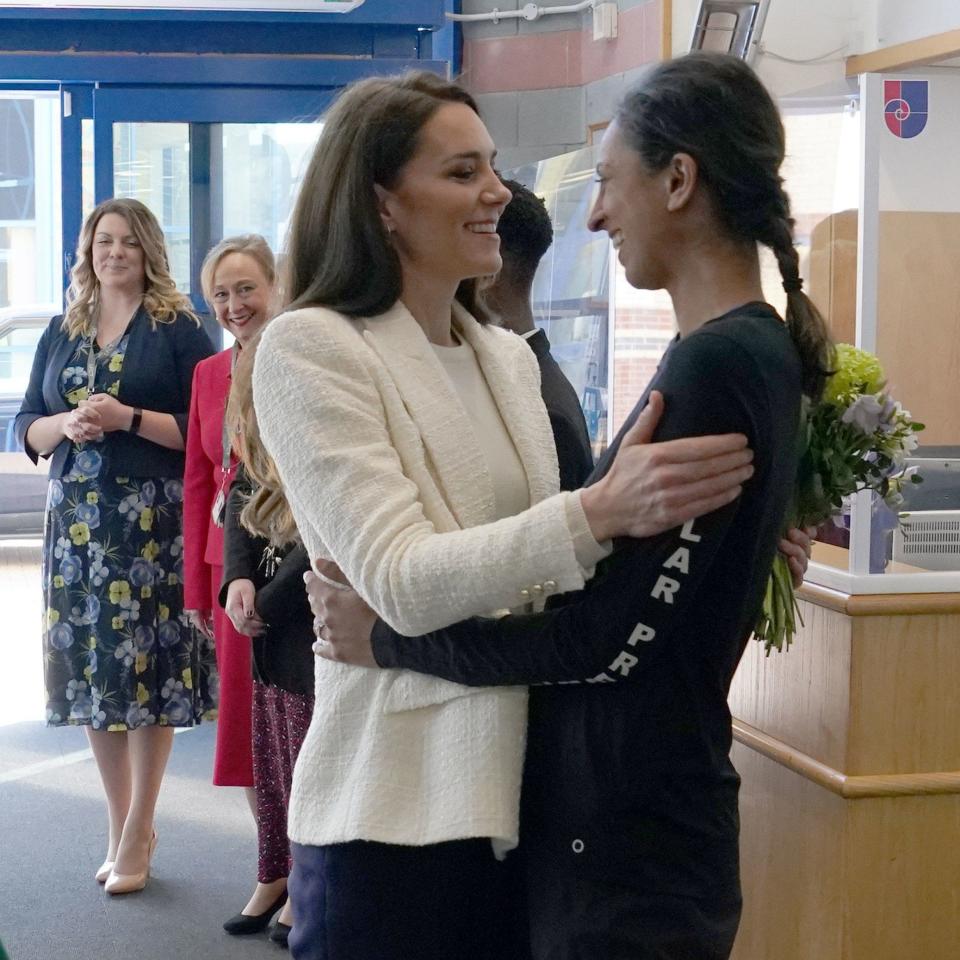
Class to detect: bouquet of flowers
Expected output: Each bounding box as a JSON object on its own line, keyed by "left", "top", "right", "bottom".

{"left": 755, "top": 343, "right": 924, "bottom": 653}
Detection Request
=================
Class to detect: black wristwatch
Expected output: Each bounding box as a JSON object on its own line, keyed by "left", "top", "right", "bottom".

{"left": 129, "top": 407, "right": 143, "bottom": 435}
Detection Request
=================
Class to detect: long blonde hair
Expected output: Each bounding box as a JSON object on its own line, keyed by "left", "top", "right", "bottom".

{"left": 200, "top": 233, "right": 278, "bottom": 322}
{"left": 226, "top": 335, "right": 298, "bottom": 546}
{"left": 62, "top": 198, "right": 198, "bottom": 339}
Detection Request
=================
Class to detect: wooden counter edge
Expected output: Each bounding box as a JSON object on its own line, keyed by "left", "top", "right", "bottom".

{"left": 732, "top": 719, "right": 960, "bottom": 798}
{"left": 796, "top": 582, "right": 960, "bottom": 616}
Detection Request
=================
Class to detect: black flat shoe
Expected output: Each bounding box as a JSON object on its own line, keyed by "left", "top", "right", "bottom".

{"left": 269, "top": 921, "right": 292, "bottom": 949}
{"left": 223, "top": 891, "right": 288, "bottom": 935}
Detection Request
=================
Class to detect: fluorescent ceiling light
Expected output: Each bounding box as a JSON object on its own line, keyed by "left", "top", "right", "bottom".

{"left": 0, "top": 1, "right": 367, "bottom": 11}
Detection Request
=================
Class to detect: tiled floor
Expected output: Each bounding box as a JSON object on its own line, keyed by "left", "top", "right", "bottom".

{"left": 0, "top": 542, "right": 281, "bottom": 960}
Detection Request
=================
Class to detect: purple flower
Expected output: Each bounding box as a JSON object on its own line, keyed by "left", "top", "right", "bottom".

{"left": 158, "top": 621, "right": 181, "bottom": 648}
{"left": 74, "top": 502, "right": 101, "bottom": 529}
{"left": 59, "top": 553, "right": 83, "bottom": 586}
{"left": 134, "top": 625, "right": 156, "bottom": 652}
{"left": 49, "top": 622, "right": 75, "bottom": 650}
{"left": 72, "top": 449, "right": 103, "bottom": 477}
{"left": 128, "top": 557, "right": 155, "bottom": 587}
{"left": 163, "top": 479, "right": 183, "bottom": 503}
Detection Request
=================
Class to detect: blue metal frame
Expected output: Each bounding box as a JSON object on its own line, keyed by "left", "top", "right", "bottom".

{"left": 428, "top": 0, "right": 461, "bottom": 77}
{"left": 0, "top": 54, "right": 448, "bottom": 87}
{"left": 91, "top": 84, "right": 345, "bottom": 207}
{"left": 60, "top": 84, "right": 93, "bottom": 290}
{"left": 0, "top": 1, "right": 445, "bottom": 26}
{"left": 4, "top": 1, "right": 462, "bottom": 300}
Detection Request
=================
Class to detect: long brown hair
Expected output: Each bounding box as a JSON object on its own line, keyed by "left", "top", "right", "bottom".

{"left": 62, "top": 197, "right": 197, "bottom": 338}
{"left": 282, "top": 70, "right": 490, "bottom": 321}
{"left": 616, "top": 53, "right": 834, "bottom": 398}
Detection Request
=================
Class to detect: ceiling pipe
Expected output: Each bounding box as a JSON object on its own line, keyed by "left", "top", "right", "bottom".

{"left": 445, "top": 1, "right": 597, "bottom": 25}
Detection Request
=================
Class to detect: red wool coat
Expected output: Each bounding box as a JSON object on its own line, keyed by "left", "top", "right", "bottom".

{"left": 183, "top": 347, "right": 253, "bottom": 786}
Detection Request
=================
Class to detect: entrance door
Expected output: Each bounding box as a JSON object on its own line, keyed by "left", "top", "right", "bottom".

{"left": 84, "top": 86, "right": 330, "bottom": 331}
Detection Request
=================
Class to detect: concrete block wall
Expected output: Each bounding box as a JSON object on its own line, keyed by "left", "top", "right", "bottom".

{"left": 459, "top": 0, "right": 663, "bottom": 170}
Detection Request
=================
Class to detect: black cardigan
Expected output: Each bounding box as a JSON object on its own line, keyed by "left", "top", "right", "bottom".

{"left": 15, "top": 308, "right": 214, "bottom": 479}
{"left": 372, "top": 303, "right": 802, "bottom": 906}
{"left": 218, "top": 469, "right": 314, "bottom": 697}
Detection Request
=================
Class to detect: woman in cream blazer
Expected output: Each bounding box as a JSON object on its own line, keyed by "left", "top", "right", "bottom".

{"left": 251, "top": 72, "right": 753, "bottom": 960}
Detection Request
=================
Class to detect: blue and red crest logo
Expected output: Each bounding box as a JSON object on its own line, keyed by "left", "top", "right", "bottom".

{"left": 884, "top": 80, "right": 928, "bottom": 139}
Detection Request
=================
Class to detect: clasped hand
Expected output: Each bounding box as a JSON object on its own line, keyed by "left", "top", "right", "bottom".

{"left": 64, "top": 404, "right": 103, "bottom": 443}
{"left": 66, "top": 394, "right": 131, "bottom": 441}
{"left": 82, "top": 393, "right": 132, "bottom": 433}
{"left": 305, "top": 560, "right": 378, "bottom": 668}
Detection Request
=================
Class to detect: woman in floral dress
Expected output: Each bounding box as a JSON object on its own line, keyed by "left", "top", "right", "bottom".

{"left": 15, "top": 197, "right": 215, "bottom": 895}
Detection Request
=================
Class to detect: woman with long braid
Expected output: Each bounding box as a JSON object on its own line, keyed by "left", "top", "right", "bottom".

{"left": 311, "top": 53, "right": 832, "bottom": 959}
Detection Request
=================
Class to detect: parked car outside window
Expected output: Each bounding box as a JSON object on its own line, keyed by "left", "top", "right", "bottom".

{"left": 0, "top": 305, "right": 58, "bottom": 539}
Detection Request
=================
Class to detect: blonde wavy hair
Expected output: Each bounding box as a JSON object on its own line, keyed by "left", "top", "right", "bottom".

{"left": 200, "top": 233, "right": 278, "bottom": 323}
{"left": 226, "top": 335, "right": 299, "bottom": 546}
{"left": 62, "top": 197, "right": 198, "bottom": 339}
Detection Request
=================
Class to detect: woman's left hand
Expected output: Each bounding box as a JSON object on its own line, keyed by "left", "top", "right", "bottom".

{"left": 779, "top": 525, "right": 817, "bottom": 589}
{"left": 306, "top": 561, "right": 378, "bottom": 667}
{"left": 82, "top": 393, "right": 133, "bottom": 433}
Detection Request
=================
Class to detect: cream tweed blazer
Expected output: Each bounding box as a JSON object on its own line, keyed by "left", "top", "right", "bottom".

{"left": 253, "top": 300, "right": 594, "bottom": 849}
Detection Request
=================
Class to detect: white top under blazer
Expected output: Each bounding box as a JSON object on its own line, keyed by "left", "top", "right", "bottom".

{"left": 253, "top": 299, "right": 606, "bottom": 850}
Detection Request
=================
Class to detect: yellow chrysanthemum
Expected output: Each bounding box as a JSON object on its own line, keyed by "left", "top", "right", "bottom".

{"left": 139, "top": 507, "right": 154, "bottom": 532}
{"left": 182, "top": 667, "right": 193, "bottom": 690}
{"left": 158, "top": 604, "right": 170, "bottom": 622}
{"left": 86, "top": 492, "right": 99, "bottom": 504}
{"left": 108, "top": 353, "right": 124, "bottom": 372}
{"left": 53, "top": 575, "right": 65, "bottom": 588}
{"left": 112, "top": 616, "right": 124, "bottom": 629}
{"left": 823, "top": 344, "right": 886, "bottom": 407}
{"left": 107, "top": 723, "right": 127, "bottom": 732}
{"left": 137, "top": 682, "right": 150, "bottom": 705}
{"left": 141, "top": 586, "right": 152, "bottom": 599}
{"left": 167, "top": 573, "right": 179, "bottom": 586}
{"left": 109, "top": 580, "right": 131, "bottom": 604}
{"left": 69, "top": 522, "right": 91, "bottom": 546}
{"left": 46, "top": 608, "right": 60, "bottom": 627}
{"left": 83, "top": 665, "right": 94, "bottom": 681}
{"left": 142, "top": 539, "right": 160, "bottom": 562}
{"left": 65, "top": 387, "right": 89, "bottom": 405}
{"left": 88, "top": 637, "right": 97, "bottom": 649}
{"left": 107, "top": 382, "right": 120, "bottom": 397}
{"left": 135, "top": 652, "right": 148, "bottom": 674}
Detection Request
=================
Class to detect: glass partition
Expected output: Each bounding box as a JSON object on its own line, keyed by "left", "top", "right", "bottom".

{"left": 113, "top": 122, "right": 191, "bottom": 292}
{"left": 0, "top": 90, "right": 61, "bottom": 311}
{"left": 508, "top": 145, "right": 612, "bottom": 459}
{"left": 222, "top": 122, "right": 322, "bottom": 254}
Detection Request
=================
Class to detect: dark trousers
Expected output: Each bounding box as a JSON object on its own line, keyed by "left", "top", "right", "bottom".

{"left": 288, "top": 837, "right": 531, "bottom": 960}
{"left": 525, "top": 858, "right": 741, "bottom": 960}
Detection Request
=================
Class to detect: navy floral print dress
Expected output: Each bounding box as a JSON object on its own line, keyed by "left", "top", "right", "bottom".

{"left": 42, "top": 332, "right": 217, "bottom": 729}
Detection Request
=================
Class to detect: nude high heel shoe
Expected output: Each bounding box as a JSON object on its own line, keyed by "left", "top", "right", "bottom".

{"left": 104, "top": 831, "right": 157, "bottom": 895}
{"left": 95, "top": 859, "right": 116, "bottom": 883}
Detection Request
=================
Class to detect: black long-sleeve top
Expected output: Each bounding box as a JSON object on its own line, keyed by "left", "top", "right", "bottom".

{"left": 218, "top": 468, "right": 314, "bottom": 697}
{"left": 372, "top": 303, "right": 803, "bottom": 900}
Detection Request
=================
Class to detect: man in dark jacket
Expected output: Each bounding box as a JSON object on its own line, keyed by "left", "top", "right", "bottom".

{"left": 488, "top": 179, "right": 594, "bottom": 492}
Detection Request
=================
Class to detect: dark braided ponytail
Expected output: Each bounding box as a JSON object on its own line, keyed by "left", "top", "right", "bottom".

{"left": 615, "top": 52, "right": 834, "bottom": 399}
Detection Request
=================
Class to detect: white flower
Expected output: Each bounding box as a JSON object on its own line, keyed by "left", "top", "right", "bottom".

{"left": 841, "top": 394, "right": 885, "bottom": 435}
{"left": 113, "top": 639, "right": 136, "bottom": 667}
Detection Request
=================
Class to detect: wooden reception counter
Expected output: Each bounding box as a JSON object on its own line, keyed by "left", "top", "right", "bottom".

{"left": 728, "top": 576, "right": 960, "bottom": 960}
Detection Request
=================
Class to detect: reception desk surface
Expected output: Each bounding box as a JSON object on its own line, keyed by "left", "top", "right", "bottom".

{"left": 729, "top": 578, "right": 960, "bottom": 960}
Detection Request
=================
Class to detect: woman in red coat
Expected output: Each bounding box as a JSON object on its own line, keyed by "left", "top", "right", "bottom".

{"left": 183, "top": 234, "right": 283, "bottom": 925}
